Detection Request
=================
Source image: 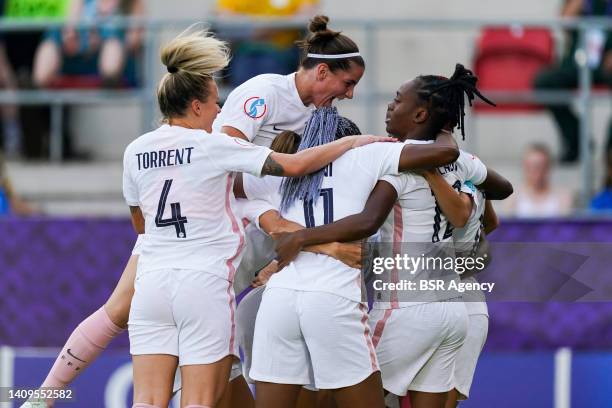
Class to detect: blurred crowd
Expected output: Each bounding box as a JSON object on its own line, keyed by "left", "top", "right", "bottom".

{"left": 0, "top": 0, "right": 611, "bottom": 217}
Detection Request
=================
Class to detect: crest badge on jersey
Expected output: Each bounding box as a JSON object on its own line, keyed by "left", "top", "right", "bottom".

{"left": 244, "top": 97, "right": 267, "bottom": 119}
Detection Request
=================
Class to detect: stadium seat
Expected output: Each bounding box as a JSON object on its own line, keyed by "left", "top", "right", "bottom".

{"left": 473, "top": 26, "right": 554, "bottom": 112}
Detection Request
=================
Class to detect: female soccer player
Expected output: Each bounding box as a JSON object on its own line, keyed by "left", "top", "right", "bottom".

{"left": 123, "top": 28, "right": 396, "bottom": 408}
{"left": 272, "top": 64, "right": 513, "bottom": 408}
{"left": 233, "top": 105, "right": 463, "bottom": 408}
{"left": 215, "top": 15, "right": 365, "bottom": 145}
{"left": 444, "top": 193, "right": 498, "bottom": 408}
{"left": 26, "top": 14, "right": 371, "bottom": 408}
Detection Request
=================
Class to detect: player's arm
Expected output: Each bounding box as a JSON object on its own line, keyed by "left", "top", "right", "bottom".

{"left": 459, "top": 234, "right": 492, "bottom": 279}
{"left": 233, "top": 173, "right": 246, "bottom": 199}
{"left": 397, "top": 130, "right": 459, "bottom": 172}
{"left": 422, "top": 170, "right": 472, "bottom": 228}
{"left": 221, "top": 126, "right": 250, "bottom": 142}
{"left": 129, "top": 206, "right": 145, "bottom": 234}
{"left": 258, "top": 209, "right": 363, "bottom": 268}
{"left": 274, "top": 180, "right": 398, "bottom": 268}
{"left": 483, "top": 199, "right": 499, "bottom": 234}
{"left": 476, "top": 167, "right": 513, "bottom": 200}
{"left": 261, "top": 135, "right": 395, "bottom": 177}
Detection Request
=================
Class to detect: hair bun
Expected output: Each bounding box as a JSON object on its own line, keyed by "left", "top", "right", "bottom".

{"left": 308, "top": 15, "right": 330, "bottom": 33}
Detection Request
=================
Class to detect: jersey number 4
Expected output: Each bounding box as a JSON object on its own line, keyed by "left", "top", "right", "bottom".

{"left": 156, "top": 179, "right": 188, "bottom": 238}
{"left": 303, "top": 188, "right": 334, "bottom": 228}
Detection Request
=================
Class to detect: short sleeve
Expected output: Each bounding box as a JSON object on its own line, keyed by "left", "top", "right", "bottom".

{"left": 122, "top": 147, "right": 139, "bottom": 206}
{"left": 214, "top": 81, "right": 273, "bottom": 142}
{"left": 243, "top": 174, "right": 282, "bottom": 209}
{"left": 203, "top": 133, "right": 272, "bottom": 177}
{"left": 238, "top": 198, "right": 277, "bottom": 231}
{"left": 380, "top": 174, "right": 407, "bottom": 196}
{"left": 459, "top": 151, "right": 487, "bottom": 185}
{"left": 461, "top": 180, "right": 477, "bottom": 196}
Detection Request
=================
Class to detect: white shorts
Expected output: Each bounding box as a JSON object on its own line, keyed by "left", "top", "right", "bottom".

{"left": 250, "top": 287, "right": 379, "bottom": 389}
{"left": 129, "top": 268, "right": 239, "bottom": 366}
{"left": 236, "top": 285, "right": 265, "bottom": 384}
{"left": 453, "top": 314, "right": 488, "bottom": 399}
{"left": 369, "top": 302, "right": 468, "bottom": 395}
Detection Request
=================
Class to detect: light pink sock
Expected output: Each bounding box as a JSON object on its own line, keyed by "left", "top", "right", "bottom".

{"left": 133, "top": 404, "right": 160, "bottom": 408}
{"left": 41, "top": 307, "right": 124, "bottom": 388}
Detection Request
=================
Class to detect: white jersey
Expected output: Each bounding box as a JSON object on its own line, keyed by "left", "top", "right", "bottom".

{"left": 213, "top": 73, "right": 315, "bottom": 146}
{"left": 453, "top": 187, "right": 489, "bottom": 316}
{"left": 122, "top": 124, "right": 272, "bottom": 279}
{"left": 232, "top": 198, "right": 277, "bottom": 295}
{"left": 380, "top": 145, "right": 487, "bottom": 244}
{"left": 373, "top": 145, "right": 488, "bottom": 309}
{"left": 244, "top": 142, "right": 406, "bottom": 302}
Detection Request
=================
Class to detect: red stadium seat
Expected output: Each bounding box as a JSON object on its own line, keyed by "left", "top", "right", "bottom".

{"left": 48, "top": 75, "right": 132, "bottom": 89}
{"left": 473, "top": 26, "right": 554, "bottom": 112}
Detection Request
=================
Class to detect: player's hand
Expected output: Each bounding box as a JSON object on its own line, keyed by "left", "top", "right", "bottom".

{"left": 251, "top": 260, "right": 279, "bottom": 287}
{"left": 272, "top": 231, "right": 305, "bottom": 269}
{"left": 330, "top": 241, "right": 363, "bottom": 269}
{"left": 346, "top": 135, "right": 397, "bottom": 148}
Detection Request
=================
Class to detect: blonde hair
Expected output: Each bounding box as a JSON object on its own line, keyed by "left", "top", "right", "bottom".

{"left": 157, "top": 27, "right": 230, "bottom": 120}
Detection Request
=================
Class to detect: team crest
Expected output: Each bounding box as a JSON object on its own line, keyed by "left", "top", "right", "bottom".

{"left": 244, "top": 97, "right": 267, "bottom": 119}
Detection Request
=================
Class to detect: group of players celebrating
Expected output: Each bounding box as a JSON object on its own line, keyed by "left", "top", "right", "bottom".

{"left": 23, "top": 14, "right": 513, "bottom": 408}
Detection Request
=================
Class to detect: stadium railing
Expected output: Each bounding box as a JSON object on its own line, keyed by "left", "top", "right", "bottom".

{"left": 0, "top": 16, "right": 610, "bottom": 206}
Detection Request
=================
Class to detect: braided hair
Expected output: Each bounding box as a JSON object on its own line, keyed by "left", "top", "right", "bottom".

{"left": 415, "top": 63, "right": 495, "bottom": 139}
{"left": 279, "top": 107, "right": 361, "bottom": 212}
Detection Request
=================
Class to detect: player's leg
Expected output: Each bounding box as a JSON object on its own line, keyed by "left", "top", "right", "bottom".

{"left": 296, "top": 388, "right": 337, "bottom": 408}
{"left": 104, "top": 252, "right": 139, "bottom": 327}
{"left": 132, "top": 354, "right": 177, "bottom": 407}
{"left": 332, "top": 372, "right": 385, "bottom": 408}
{"left": 130, "top": 268, "right": 180, "bottom": 407}
{"left": 180, "top": 356, "right": 235, "bottom": 407}
{"left": 445, "top": 313, "right": 489, "bottom": 407}
{"left": 174, "top": 270, "right": 243, "bottom": 407}
{"left": 216, "top": 286, "right": 266, "bottom": 408}
{"left": 300, "top": 294, "right": 384, "bottom": 408}
{"left": 443, "top": 389, "right": 459, "bottom": 408}
{"left": 38, "top": 252, "right": 138, "bottom": 401}
{"left": 217, "top": 372, "right": 254, "bottom": 408}
{"left": 251, "top": 288, "right": 314, "bottom": 408}
{"left": 409, "top": 391, "right": 447, "bottom": 408}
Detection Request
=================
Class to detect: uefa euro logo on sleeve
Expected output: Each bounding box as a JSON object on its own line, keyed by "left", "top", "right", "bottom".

{"left": 244, "top": 97, "right": 267, "bottom": 119}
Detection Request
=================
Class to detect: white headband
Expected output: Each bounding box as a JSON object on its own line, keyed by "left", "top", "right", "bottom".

{"left": 306, "top": 52, "right": 361, "bottom": 59}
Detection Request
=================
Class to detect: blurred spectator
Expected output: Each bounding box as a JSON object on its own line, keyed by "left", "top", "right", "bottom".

{"left": 33, "top": 0, "right": 144, "bottom": 88}
{"left": 2, "top": 0, "right": 70, "bottom": 158}
{"left": 0, "top": 38, "right": 23, "bottom": 158}
{"left": 590, "top": 149, "right": 612, "bottom": 210}
{"left": 533, "top": 0, "right": 612, "bottom": 163}
{"left": 216, "top": 0, "right": 319, "bottom": 87}
{"left": 505, "top": 144, "right": 574, "bottom": 217}
{"left": 0, "top": 151, "right": 37, "bottom": 215}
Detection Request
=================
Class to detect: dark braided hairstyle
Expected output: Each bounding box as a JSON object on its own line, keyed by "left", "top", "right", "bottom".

{"left": 279, "top": 108, "right": 361, "bottom": 212}
{"left": 415, "top": 63, "right": 495, "bottom": 139}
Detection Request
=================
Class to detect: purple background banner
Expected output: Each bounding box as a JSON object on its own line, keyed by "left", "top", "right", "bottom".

{"left": 1, "top": 217, "right": 612, "bottom": 350}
